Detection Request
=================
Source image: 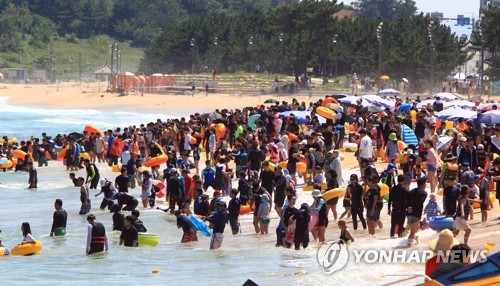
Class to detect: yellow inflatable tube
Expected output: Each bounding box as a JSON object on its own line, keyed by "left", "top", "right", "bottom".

{"left": 11, "top": 241, "right": 43, "bottom": 256}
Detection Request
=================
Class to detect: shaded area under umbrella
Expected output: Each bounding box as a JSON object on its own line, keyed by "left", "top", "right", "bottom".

{"left": 475, "top": 110, "right": 500, "bottom": 125}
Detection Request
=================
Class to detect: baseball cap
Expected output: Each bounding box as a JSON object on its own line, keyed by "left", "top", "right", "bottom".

{"left": 213, "top": 190, "right": 221, "bottom": 197}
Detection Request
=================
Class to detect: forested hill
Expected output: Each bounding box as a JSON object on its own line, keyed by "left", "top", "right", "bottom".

{"left": 0, "top": 0, "right": 297, "bottom": 48}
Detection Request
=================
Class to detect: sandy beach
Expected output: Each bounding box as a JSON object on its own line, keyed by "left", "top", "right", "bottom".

{"left": 0, "top": 81, "right": 499, "bottom": 285}
{"left": 1, "top": 82, "right": 322, "bottom": 112}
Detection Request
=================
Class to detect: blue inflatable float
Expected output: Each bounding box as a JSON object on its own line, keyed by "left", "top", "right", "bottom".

{"left": 190, "top": 215, "right": 211, "bottom": 237}
{"left": 428, "top": 216, "right": 454, "bottom": 231}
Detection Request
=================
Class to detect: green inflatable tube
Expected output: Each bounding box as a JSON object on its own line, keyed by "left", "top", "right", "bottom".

{"left": 138, "top": 233, "right": 158, "bottom": 247}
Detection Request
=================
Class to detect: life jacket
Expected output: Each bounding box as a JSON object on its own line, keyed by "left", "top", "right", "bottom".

{"left": 443, "top": 163, "right": 458, "bottom": 181}
{"left": 91, "top": 222, "right": 106, "bottom": 245}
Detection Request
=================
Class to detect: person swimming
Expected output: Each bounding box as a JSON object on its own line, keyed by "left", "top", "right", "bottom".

{"left": 21, "top": 222, "right": 36, "bottom": 244}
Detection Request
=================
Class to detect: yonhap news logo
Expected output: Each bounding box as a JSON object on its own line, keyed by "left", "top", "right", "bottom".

{"left": 317, "top": 242, "right": 489, "bottom": 274}
{"left": 317, "top": 240, "right": 349, "bottom": 274}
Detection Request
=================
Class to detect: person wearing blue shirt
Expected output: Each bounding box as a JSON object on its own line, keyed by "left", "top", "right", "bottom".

{"left": 201, "top": 160, "right": 215, "bottom": 191}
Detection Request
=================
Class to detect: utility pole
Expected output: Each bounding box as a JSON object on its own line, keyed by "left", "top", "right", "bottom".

{"left": 279, "top": 33, "right": 284, "bottom": 74}
{"left": 333, "top": 34, "right": 338, "bottom": 79}
{"left": 428, "top": 20, "right": 435, "bottom": 95}
{"left": 376, "top": 22, "right": 383, "bottom": 91}
{"left": 190, "top": 38, "right": 195, "bottom": 74}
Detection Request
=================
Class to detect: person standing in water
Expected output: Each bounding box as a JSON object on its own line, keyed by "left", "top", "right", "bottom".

{"left": 86, "top": 214, "right": 108, "bottom": 255}
{"left": 27, "top": 161, "right": 37, "bottom": 189}
{"left": 119, "top": 216, "right": 138, "bottom": 247}
{"left": 50, "top": 199, "right": 67, "bottom": 236}
{"left": 83, "top": 158, "right": 100, "bottom": 189}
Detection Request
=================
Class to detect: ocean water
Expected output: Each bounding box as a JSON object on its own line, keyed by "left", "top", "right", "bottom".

{"left": 0, "top": 96, "right": 200, "bottom": 141}
{"left": 0, "top": 98, "right": 461, "bottom": 285}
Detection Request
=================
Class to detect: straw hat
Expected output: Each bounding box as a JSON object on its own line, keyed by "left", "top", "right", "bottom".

{"left": 428, "top": 229, "right": 459, "bottom": 253}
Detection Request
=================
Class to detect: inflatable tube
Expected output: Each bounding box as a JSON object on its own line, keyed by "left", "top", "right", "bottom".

{"left": 472, "top": 193, "right": 496, "bottom": 209}
{"left": 111, "top": 165, "right": 122, "bottom": 172}
{"left": 239, "top": 204, "right": 252, "bottom": 215}
{"left": 0, "top": 246, "right": 10, "bottom": 255}
{"left": 11, "top": 241, "right": 43, "bottom": 256}
{"left": 0, "top": 137, "right": 17, "bottom": 144}
{"left": 322, "top": 97, "right": 337, "bottom": 106}
{"left": 322, "top": 188, "right": 346, "bottom": 201}
{"left": 54, "top": 228, "right": 66, "bottom": 236}
{"left": 138, "top": 233, "right": 158, "bottom": 247}
{"left": 397, "top": 141, "right": 406, "bottom": 152}
{"left": 308, "top": 212, "right": 318, "bottom": 231}
{"left": 428, "top": 216, "right": 454, "bottom": 231}
{"left": 248, "top": 114, "right": 261, "bottom": 131}
{"left": 348, "top": 125, "right": 355, "bottom": 132}
{"left": 379, "top": 183, "right": 389, "bottom": 197}
{"left": 84, "top": 125, "right": 102, "bottom": 136}
{"left": 80, "top": 152, "right": 89, "bottom": 160}
{"left": 12, "top": 157, "right": 17, "bottom": 167}
{"left": 437, "top": 189, "right": 444, "bottom": 196}
{"left": 57, "top": 145, "right": 69, "bottom": 161}
{"left": 296, "top": 162, "right": 306, "bottom": 173}
{"left": 287, "top": 133, "right": 297, "bottom": 143}
{"left": 152, "top": 180, "right": 166, "bottom": 198}
{"left": 235, "top": 125, "right": 244, "bottom": 138}
{"left": 13, "top": 149, "right": 27, "bottom": 160}
{"left": 278, "top": 161, "right": 306, "bottom": 173}
{"left": 0, "top": 157, "right": 8, "bottom": 165}
{"left": 215, "top": 123, "right": 226, "bottom": 139}
{"left": 190, "top": 215, "right": 211, "bottom": 237}
{"left": 315, "top": 106, "right": 335, "bottom": 120}
{"left": 1, "top": 160, "right": 12, "bottom": 169}
{"left": 303, "top": 183, "right": 327, "bottom": 191}
{"left": 344, "top": 142, "right": 358, "bottom": 152}
{"left": 143, "top": 154, "right": 168, "bottom": 168}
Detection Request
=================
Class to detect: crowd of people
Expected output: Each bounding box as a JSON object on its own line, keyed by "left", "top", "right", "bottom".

{"left": 0, "top": 94, "right": 498, "bottom": 276}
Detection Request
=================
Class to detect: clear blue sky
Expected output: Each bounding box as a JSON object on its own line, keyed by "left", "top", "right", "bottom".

{"left": 340, "top": 0, "right": 480, "bottom": 37}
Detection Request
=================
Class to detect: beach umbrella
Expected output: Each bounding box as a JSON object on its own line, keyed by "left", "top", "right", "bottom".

{"left": 67, "top": 132, "right": 84, "bottom": 140}
{"left": 437, "top": 136, "right": 453, "bottom": 151}
{"left": 444, "top": 100, "right": 475, "bottom": 109}
{"left": 380, "top": 75, "right": 390, "bottom": 80}
{"left": 248, "top": 114, "right": 261, "bottom": 130}
{"left": 377, "top": 88, "right": 400, "bottom": 96}
{"left": 478, "top": 103, "right": 497, "bottom": 111}
{"left": 264, "top": 99, "right": 279, "bottom": 104}
{"left": 207, "top": 111, "right": 222, "bottom": 120}
{"left": 417, "top": 99, "right": 436, "bottom": 109}
{"left": 280, "top": 111, "right": 326, "bottom": 124}
{"left": 360, "top": 105, "right": 385, "bottom": 113}
{"left": 435, "top": 107, "right": 465, "bottom": 119}
{"left": 362, "top": 94, "right": 394, "bottom": 109}
{"left": 401, "top": 124, "right": 418, "bottom": 146}
{"left": 432, "top": 92, "right": 457, "bottom": 101}
{"left": 447, "top": 110, "right": 478, "bottom": 120}
{"left": 338, "top": 96, "right": 371, "bottom": 107}
{"left": 398, "top": 103, "right": 412, "bottom": 115}
{"left": 475, "top": 110, "right": 500, "bottom": 125}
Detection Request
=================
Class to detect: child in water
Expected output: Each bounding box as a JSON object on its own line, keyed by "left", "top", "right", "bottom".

{"left": 338, "top": 220, "right": 354, "bottom": 243}
{"left": 424, "top": 194, "right": 441, "bottom": 217}
{"left": 293, "top": 203, "right": 310, "bottom": 250}
{"left": 257, "top": 194, "right": 271, "bottom": 234}
{"left": 21, "top": 222, "right": 36, "bottom": 244}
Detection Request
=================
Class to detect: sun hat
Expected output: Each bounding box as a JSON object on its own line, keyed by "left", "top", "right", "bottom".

{"left": 389, "top": 133, "right": 397, "bottom": 141}
{"left": 428, "top": 229, "right": 459, "bottom": 253}
{"left": 311, "top": 189, "right": 322, "bottom": 198}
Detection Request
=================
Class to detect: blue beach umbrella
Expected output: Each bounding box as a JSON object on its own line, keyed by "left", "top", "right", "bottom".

{"left": 475, "top": 110, "right": 500, "bottom": 125}
{"left": 401, "top": 124, "right": 418, "bottom": 146}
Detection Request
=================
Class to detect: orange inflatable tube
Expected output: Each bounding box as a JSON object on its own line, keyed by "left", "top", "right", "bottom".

{"left": 84, "top": 125, "right": 102, "bottom": 136}
{"left": 13, "top": 149, "right": 27, "bottom": 160}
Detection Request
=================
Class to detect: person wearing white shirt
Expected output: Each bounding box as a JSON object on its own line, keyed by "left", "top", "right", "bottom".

{"left": 357, "top": 129, "right": 373, "bottom": 178}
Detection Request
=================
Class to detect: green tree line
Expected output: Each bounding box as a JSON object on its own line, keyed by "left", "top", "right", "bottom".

{"left": 140, "top": 0, "right": 467, "bottom": 92}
